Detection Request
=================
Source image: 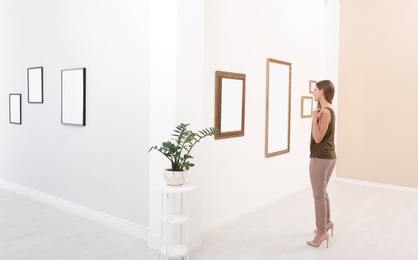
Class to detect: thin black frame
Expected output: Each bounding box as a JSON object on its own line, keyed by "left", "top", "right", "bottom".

{"left": 27, "top": 66, "right": 44, "bottom": 103}
{"left": 9, "top": 94, "right": 22, "bottom": 124}
{"left": 61, "top": 68, "right": 86, "bottom": 126}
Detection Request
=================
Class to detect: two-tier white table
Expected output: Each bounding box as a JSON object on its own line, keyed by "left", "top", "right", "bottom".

{"left": 155, "top": 182, "right": 196, "bottom": 260}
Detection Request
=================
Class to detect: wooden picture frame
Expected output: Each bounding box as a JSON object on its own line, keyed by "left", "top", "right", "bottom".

{"left": 309, "top": 80, "right": 317, "bottom": 94}
{"left": 265, "top": 58, "right": 292, "bottom": 157}
{"left": 301, "top": 96, "right": 313, "bottom": 118}
{"left": 214, "top": 71, "right": 246, "bottom": 139}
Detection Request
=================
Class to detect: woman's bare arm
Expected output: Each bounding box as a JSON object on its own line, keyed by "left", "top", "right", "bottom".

{"left": 312, "top": 109, "right": 331, "bottom": 143}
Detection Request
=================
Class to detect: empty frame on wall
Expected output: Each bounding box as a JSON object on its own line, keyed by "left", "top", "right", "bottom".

{"left": 265, "top": 58, "right": 291, "bottom": 157}
{"left": 9, "top": 94, "right": 22, "bottom": 124}
{"left": 214, "top": 71, "right": 246, "bottom": 139}
{"left": 27, "top": 67, "right": 43, "bottom": 103}
{"left": 61, "top": 68, "right": 86, "bottom": 126}
{"left": 301, "top": 96, "right": 313, "bottom": 118}
{"left": 309, "top": 80, "right": 317, "bottom": 94}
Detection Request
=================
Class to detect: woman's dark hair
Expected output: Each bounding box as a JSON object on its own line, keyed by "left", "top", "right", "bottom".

{"left": 316, "top": 80, "right": 335, "bottom": 108}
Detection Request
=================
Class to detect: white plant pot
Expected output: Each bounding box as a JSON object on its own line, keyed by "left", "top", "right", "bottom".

{"left": 164, "top": 169, "right": 187, "bottom": 186}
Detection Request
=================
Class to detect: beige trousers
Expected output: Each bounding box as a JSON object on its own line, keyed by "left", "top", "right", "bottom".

{"left": 309, "top": 158, "right": 336, "bottom": 230}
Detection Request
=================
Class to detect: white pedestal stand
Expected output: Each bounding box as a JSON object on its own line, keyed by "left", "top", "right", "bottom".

{"left": 155, "top": 182, "right": 196, "bottom": 260}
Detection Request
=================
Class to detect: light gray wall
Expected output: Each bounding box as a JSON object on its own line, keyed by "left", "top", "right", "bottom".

{"left": 0, "top": 0, "right": 150, "bottom": 227}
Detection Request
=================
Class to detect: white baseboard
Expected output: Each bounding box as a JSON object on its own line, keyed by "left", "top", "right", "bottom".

{"left": 335, "top": 177, "right": 418, "bottom": 193}
{"left": 0, "top": 178, "right": 148, "bottom": 240}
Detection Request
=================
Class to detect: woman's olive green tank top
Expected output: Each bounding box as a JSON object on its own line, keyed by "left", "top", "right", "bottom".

{"left": 310, "top": 107, "right": 336, "bottom": 159}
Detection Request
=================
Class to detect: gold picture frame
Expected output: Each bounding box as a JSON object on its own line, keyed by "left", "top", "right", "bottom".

{"left": 309, "top": 80, "right": 317, "bottom": 94}
{"left": 301, "top": 96, "right": 313, "bottom": 118}
{"left": 265, "top": 58, "right": 291, "bottom": 157}
{"left": 214, "top": 71, "right": 246, "bottom": 139}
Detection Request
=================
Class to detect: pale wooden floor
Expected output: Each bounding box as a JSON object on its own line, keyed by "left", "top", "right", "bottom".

{"left": 1, "top": 181, "right": 418, "bottom": 259}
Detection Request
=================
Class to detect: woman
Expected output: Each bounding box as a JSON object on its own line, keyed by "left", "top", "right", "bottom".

{"left": 306, "top": 80, "right": 337, "bottom": 248}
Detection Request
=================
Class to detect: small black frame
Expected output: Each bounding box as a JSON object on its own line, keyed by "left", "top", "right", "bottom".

{"left": 61, "top": 68, "right": 86, "bottom": 126}
{"left": 27, "top": 66, "right": 44, "bottom": 103}
{"left": 9, "top": 93, "right": 22, "bottom": 124}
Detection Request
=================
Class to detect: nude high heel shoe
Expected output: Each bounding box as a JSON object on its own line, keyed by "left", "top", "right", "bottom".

{"left": 326, "top": 221, "right": 334, "bottom": 237}
{"left": 314, "top": 221, "right": 334, "bottom": 237}
{"left": 307, "top": 232, "right": 329, "bottom": 248}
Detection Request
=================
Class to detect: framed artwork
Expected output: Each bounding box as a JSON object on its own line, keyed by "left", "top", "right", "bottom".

{"left": 301, "top": 96, "right": 313, "bottom": 118}
{"left": 61, "top": 68, "right": 86, "bottom": 126}
{"left": 265, "top": 58, "right": 292, "bottom": 157}
{"left": 9, "top": 94, "right": 22, "bottom": 124}
{"left": 214, "top": 71, "right": 246, "bottom": 139}
{"left": 309, "top": 80, "right": 317, "bottom": 94}
{"left": 27, "top": 66, "right": 44, "bottom": 103}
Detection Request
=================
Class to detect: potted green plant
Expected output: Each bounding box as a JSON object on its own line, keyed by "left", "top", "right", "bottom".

{"left": 149, "top": 123, "right": 218, "bottom": 186}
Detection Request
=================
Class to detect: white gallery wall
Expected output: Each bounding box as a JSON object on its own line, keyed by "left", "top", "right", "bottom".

{"left": 148, "top": 0, "right": 208, "bottom": 249}
{"left": 0, "top": 0, "right": 151, "bottom": 235}
{"left": 199, "top": 0, "right": 340, "bottom": 231}
{"left": 0, "top": 0, "right": 339, "bottom": 249}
